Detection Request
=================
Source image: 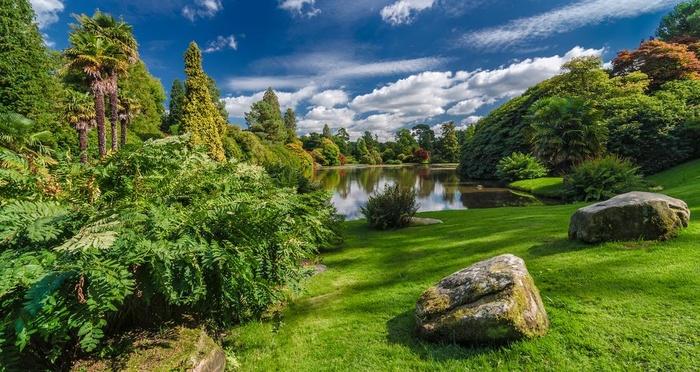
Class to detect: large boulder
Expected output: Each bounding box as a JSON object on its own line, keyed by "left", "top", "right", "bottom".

{"left": 415, "top": 254, "right": 548, "bottom": 344}
{"left": 569, "top": 192, "right": 690, "bottom": 243}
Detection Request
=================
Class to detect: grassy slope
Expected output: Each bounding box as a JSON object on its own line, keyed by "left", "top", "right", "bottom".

{"left": 229, "top": 160, "right": 700, "bottom": 371}
{"left": 508, "top": 177, "right": 565, "bottom": 198}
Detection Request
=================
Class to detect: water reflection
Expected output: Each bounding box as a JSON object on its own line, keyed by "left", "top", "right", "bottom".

{"left": 314, "top": 165, "right": 545, "bottom": 220}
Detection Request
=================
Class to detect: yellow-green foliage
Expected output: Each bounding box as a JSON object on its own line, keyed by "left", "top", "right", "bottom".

{"left": 180, "top": 42, "right": 226, "bottom": 162}
{"left": 286, "top": 143, "right": 314, "bottom": 177}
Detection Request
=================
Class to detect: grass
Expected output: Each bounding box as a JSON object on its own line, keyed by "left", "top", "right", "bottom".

{"left": 508, "top": 177, "right": 565, "bottom": 198}
{"left": 227, "top": 159, "right": 700, "bottom": 371}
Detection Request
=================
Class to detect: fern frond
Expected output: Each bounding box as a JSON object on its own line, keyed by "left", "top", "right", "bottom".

{"left": 54, "top": 215, "right": 120, "bottom": 253}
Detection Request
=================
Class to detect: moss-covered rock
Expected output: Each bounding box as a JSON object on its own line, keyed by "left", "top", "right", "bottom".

{"left": 415, "top": 254, "right": 548, "bottom": 345}
{"left": 71, "top": 327, "right": 225, "bottom": 372}
{"left": 568, "top": 191, "right": 690, "bottom": 243}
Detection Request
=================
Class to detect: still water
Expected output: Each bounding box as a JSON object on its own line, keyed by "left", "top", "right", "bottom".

{"left": 313, "top": 165, "right": 547, "bottom": 220}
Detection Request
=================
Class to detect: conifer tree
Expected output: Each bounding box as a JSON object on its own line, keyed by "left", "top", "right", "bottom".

{"left": 166, "top": 78, "right": 185, "bottom": 132}
{"left": 246, "top": 87, "right": 286, "bottom": 143}
{"left": 180, "top": 41, "right": 226, "bottom": 161}
{"left": 0, "top": 0, "right": 62, "bottom": 130}
{"left": 322, "top": 123, "right": 332, "bottom": 138}
{"left": 284, "top": 107, "right": 297, "bottom": 142}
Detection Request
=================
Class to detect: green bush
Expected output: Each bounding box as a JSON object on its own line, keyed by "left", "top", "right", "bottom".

{"left": 564, "top": 155, "right": 646, "bottom": 201}
{"left": 495, "top": 152, "right": 548, "bottom": 182}
{"left": 0, "top": 135, "right": 343, "bottom": 368}
{"left": 385, "top": 159, "right": 402, "bottom": 165}
{"left": 360, "top": 184, "right": 418, "bottom": 230}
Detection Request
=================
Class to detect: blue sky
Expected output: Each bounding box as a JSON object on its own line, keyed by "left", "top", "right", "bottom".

{"left": 32, "top": 0, "right": 683, "bottom": 140}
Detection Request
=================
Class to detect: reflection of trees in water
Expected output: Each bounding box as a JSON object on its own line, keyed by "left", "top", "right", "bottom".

{"left": 315, "top": 169, "right": 341, "bottom": 190}
{"left": 459, "top": 188, "right": 534, "bottom": 209}
{"left": 336, "top": 169, "right": 350, "bottom": 198}
{"left": 358, "top": 167, "right": 382, "bottom": 194}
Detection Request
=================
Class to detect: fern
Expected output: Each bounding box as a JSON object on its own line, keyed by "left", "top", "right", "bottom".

{"left": 0, "top": 201, "right": 70, "bottom": 245}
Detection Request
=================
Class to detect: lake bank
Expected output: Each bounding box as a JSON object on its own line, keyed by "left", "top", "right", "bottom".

{"left": 228, "top": 159, "right": 700, "bottom": 371}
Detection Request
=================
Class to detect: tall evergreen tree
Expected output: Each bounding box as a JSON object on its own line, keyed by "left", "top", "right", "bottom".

{"left": 119, "top": 61, "right": 165, "bottom": 139}
{"left": 0, "top": 0, "right": 62, "bottom": 130}
{"left": 440, "top": 121, "right": 459, "bottom": 163}
{"left": 322, "top": 123, "right": 332, "bottom": 138}
{"left": 246, "top": 87, "right": 286, "bottom": 143}
{"left": 166, "top": 78, "right": 185, "bottom": 132}
{"left": 284, "top": 107, "right": 297, "bottom": 142}
{"left": 180, "top": 41, "right": 226, "bottom": 161}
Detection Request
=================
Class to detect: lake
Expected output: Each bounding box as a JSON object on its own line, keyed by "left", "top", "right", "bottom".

{"left": 313, "top": 165, "right": 551, "bottom": 220}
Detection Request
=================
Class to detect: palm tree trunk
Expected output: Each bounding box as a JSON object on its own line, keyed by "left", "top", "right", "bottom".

{"left": 120, "top": 117, "right": 127, "bottom": 146}
{"left": 92, "top": 85, "right": 107, "bottom": 158}
{"left": 79, "top": 127, "right": 88, "bottom": 164}
{"left": 110, "top": 73, "right": 119, "bottom": 152}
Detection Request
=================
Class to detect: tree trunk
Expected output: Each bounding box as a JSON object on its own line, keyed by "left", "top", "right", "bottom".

{"left": 120, "top": 118, "right": 127, "bottom": 146}
{"left": 92, "top": 85, "right": 107, "bottom": 158}
{"left": 110, "top": 73, "right": 119, "bottom": 152}
{"left": 79, "top": 127, "right": 88, "bottom": 164}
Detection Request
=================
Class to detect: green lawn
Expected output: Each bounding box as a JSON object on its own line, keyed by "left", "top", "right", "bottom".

{"left": 228, "top": 159, "right": 700, "bottom": 371}
{"left": 508, "top": 177, "right": 565, "bottom": 198}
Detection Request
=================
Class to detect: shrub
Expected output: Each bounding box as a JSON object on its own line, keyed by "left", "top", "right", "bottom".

{"left": 495, "top": 152, "right": 548, "bottom": 182}
{"left": 564, "top": 155, "right": 646, "bottom": 201}
{"left": 0, "top": 135, "right": 343, "bottom": 368}
{"left": 385, "top": 159, "right": 402, "bottom": 165}
{"left": 414, "top": 148, "right": 430, "bottom": 163}
{"left": 360, "top": 184, "right": 418, "bottom": 230}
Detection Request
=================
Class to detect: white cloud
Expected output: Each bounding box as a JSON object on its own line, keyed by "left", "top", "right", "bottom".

{"left": 222, "top": 86, "right": 317, "bottom": 121}
{"left": 226, "top": 56, "right": 446, "bottom": 92}
{"left": 183, "top": 0, "right": 223, "bottom": 21}
{"left": 380, "top": 0, "right": 436, "bottom": 25}
{"left": 310, "top": 90, "right": 349, "bottom": 107}
{"left": 460, "top": 116, "right": 482, "bottom": 127}
{"left": 224, "top": 46, "right": 603, "bottom": 140}
{"left": 226, "top": 76, "right": 314, "bottom": 92}
{"left": 278, "top": 0, "right": 321, "bottom": 18}
{"left": 462, "top": 0, "right": 678, "bottom": 49}
{"left": 28, "top": 0, "right": 64, "bottom": 29}
{"left": 203, "top": 35, "right": 238, "bottom": 53}
{"left": 298, "top": 106, "right": 357, "bottom": 133}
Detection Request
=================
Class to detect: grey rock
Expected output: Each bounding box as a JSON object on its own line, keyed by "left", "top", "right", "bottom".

{"left": 408, "top": 217, "right": 443, "bottom": 226}
{"left": 415, "top": 254, "right": 548, "bottom": 344}
{"left": 569, "top": 191, "right": 690, "bottom": 243}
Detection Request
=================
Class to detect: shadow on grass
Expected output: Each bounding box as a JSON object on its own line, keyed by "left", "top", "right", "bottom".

{"left": 385, "top": 309, "right": 499, "bottom": 363}
{"left": 527, "top": 238, "right": 590, "bottom": 257}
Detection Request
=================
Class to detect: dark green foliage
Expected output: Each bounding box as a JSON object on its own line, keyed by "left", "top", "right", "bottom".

{"left": 564, "top": 155, "right": 646, "bottom": 202}
{"left": 605, "top": 80, "right": 700, "bottom": 174}
{"left": 360, "top": 184, "right": 418, "bottom": 230}
{"left": 0, "top": 135, "right": 342, "bottom": 367}
{"left": 495, "top": 152, "right": 548, "bottom": 182}
{"left": 656, "top": 0, "right": 700, "bottom": 41}
{"left": 247, "top": 88, "right": 286, "bottom": 144}
{"left": 529, "top": 96, "right": 606, "bottom": 174}
{"left": 412, "top": 124, "right": 435, "bottom": 153}
{"left": 0, "top": 0, "right": 63, "bottom": 133}
{"left": 457, "top": 93, "right": 538, "bottom": 179}
{"left": 164, "top": 78, "right": 185, "bottom": 133}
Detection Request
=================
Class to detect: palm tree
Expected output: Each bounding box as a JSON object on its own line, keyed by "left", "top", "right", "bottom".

{"left": 65, "top": 90, "right": 97, "bottom": 163}
{"left": 117, "top": 91, "right": 140, "bottom": 146}
{"left": 64, "top": 30, "right": 120, "bottom": 158}
{"left": 528, "top": 96, "right": 607, "bottom": 174}
{"left": 75, "top": 11, "right": 138, "bottom": 152}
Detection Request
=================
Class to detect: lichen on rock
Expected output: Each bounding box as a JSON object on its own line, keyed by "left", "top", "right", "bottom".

{"left": 415, "top": 254, "right": 548, "bottom": 345}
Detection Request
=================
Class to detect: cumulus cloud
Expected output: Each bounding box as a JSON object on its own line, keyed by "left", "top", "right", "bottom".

{"left": 380, "top": 0, "right": 436, "bottom": 25}
{"left": 278, "top": 0, "right": 321, "bottom": 18}
{"left": 460, "top": 116, "right": 482, "bottom": 127}
{"left": 203, "top": 35, "right": 238, "bottom": 53}
{"left": 226, "top": 76, "right": 314, "bottom": 92}
{"left": 310, "top": 90, "right": 349, "bottom": 107}
{"left": 224, "top": 46, "right": 603, "bottom": 140}
{"left": 183, "top": 0, "right": 223, "bottom": 21}
{"left": 462, "top": 0, "right": 678, "bottom": 49}
{"left": 222, "top": 86, "right": 317, "bottom": 120}
{"left": 28, "top": 0, "right": 64, "bottom": 29}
